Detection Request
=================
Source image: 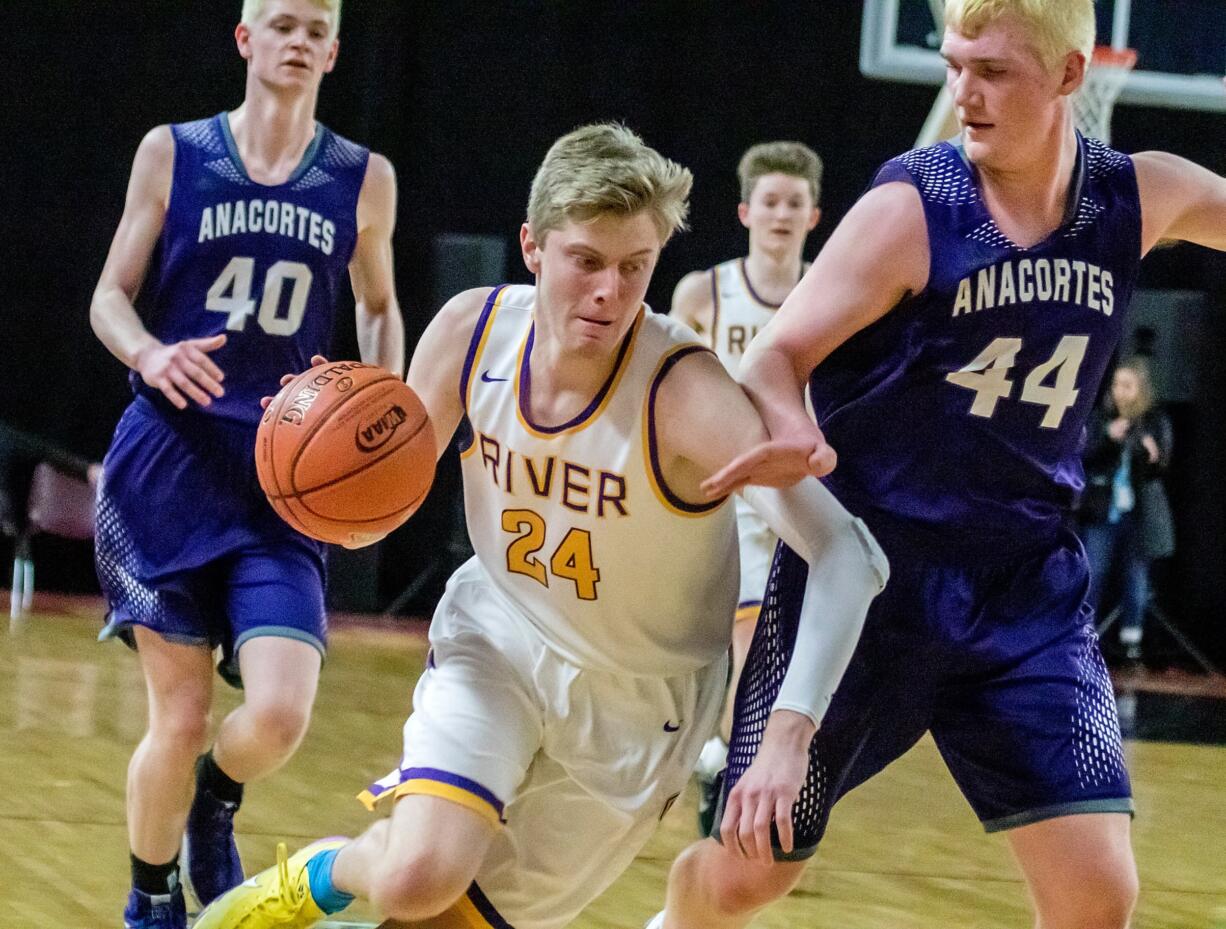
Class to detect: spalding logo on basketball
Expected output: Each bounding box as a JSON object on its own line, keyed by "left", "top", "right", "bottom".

{"left": 255, "top": 362, "right": 436, "bottom": 548}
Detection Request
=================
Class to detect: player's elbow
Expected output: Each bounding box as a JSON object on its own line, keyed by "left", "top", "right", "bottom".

{"left": 804, "top": 513, "right": 889, "bottom": 595}
{"left": 89, "top": 286, "right": 122, "bottom": 340}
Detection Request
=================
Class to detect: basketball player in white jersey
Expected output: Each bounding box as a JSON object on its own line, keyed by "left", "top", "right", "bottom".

{"left": 670, "top": 142, "right": 823, "bottom": 834}
{"left": 193, "top": 124, "right": 886, "bottom": 929}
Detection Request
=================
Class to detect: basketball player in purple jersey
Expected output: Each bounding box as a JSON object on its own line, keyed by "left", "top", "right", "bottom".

{"left": 652, "top": 3, "right": 1226, "bottom": 928}
{"left": 89, "top": 1, "right": 404, "bottom": 926}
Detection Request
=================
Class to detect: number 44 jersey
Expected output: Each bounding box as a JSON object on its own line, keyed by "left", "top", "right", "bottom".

{"left": 810, "top": 134, "right": 1141, "bottom": 553}
{"left": 134, "top": 113, "right": 369, "bottom": 425}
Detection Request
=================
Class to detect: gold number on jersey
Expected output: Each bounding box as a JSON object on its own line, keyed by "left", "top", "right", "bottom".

{"left": 502, "top": 509, "right": 548, "bottom": 587}
{"left": 550, "top": 528, "right": 600, "bottom": 601}
{"left": 205, "top": 257, "right": 313, "bottom": 336}
{"left": 501, "top": 509, "right": 601, "bottom": 600}
{"left": 946, "top": 335, "right": 1088, "bottom": 429}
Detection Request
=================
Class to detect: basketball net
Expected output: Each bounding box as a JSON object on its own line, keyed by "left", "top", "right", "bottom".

{"left": 1072, "top": 46, "right": 1137, "bottom": 143}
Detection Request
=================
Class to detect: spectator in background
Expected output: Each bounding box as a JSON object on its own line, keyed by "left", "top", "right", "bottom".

{"left": 1080, "top": 357, "right": 1175, "bottom": 662}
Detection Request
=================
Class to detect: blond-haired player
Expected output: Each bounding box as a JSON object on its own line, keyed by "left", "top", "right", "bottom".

{"left": 651, "top": 2, "right": 1226, "bottom": 928}
{"left": 670, "top": 141, "right": 822, "bottom": 836}
{"left": 90, "top": 1, "right": 404, "bottom": 925}
{"left": 193, "top": 123, "right": 887, "bottom": 929}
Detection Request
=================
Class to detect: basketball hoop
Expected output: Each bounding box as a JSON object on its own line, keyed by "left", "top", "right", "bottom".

{"left": 1073, "top": 46, "right": 1137, "bottom": 144}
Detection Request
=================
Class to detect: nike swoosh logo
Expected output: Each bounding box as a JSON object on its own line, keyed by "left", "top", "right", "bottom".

{"left": 663, "top": 720, "right": 682, "bottom": 732}
{"left": 480, "top": 370, "right": 508, "bottom": 383}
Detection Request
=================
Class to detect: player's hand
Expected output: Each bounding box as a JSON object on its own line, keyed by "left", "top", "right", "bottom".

{"left": 701, "top": 429, "right": 837, "bottom": 499}
{"left": 136, "top": 334, "right": 226, "bottom": 410}
{"left": 1108, "top": 417, "right": 1129, "bottom": 441}
{"left": 719, "top": 710, "right": 815, "bottom": 861}
{"left": 259, "top": 355, "right": 330, "bottom": 410}
{"left": 1141, "top": 434, "right": 1160, "bottom": 463}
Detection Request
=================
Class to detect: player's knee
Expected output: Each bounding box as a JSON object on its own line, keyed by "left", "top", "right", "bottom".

{"left": 1076, "top": 867, "right": 1139, "bottom": 929}
{"left": 246, "top": 701, "right": 311, "bottom": 756}
{"left": 151, "top": 706, "right": 211, "bottom": 756}
{"left": 1041, "top": 860, "right": 1138, "bottom": 929}
{"left": 671, "top": 840, "right": 801, "bottom": 916}
{"left": 368, "top": 850, "right": 472, "bottom": 922}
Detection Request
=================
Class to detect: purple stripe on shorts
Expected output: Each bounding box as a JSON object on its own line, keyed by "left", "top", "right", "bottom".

{"left": 467, "top": 881, "right": 516, "bottom": 929}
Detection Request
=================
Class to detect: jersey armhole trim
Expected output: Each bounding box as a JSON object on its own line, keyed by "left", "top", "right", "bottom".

{"left": 460, "top": 285, "right": 509, "bottom": 412}
{"left": 457, "top": 285, "right": 508, "bottom": 458}
{"left": 643, "top": 344, "right": 730, "bottom": 517}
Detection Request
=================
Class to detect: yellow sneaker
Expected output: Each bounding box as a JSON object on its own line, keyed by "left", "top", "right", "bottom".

{"left": 191, "top": 838, "right": 347, "bottom": 929}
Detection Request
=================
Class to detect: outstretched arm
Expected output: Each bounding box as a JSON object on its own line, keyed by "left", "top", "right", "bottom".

{"left": 655, "top": 351, "right": 888, "bottom": 859}
{"left": 1135, "top": 151, "right": 1226, "bottom": 255}
{"left": 90, "top": 126, "right": 227, "bottom": 410}
{"left": 351, "top": 153, "right": 406, "bottom": 376}
{"left": 704, "top": 181, "right": 929, "bottom": 496}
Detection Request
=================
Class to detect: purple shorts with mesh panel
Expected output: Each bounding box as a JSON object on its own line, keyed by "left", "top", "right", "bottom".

{"left": 95, "top": 398, "right": 327, "bottom": 687}
{"left": 719, "top": 525, "right": 1133, "bottom": 860}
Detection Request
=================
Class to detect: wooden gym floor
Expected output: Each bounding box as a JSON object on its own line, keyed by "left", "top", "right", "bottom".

{"left": 3, "top": 599, "right": 1224, "bottom": 929}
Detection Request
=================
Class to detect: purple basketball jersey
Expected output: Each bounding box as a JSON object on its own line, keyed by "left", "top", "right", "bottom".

{"left": 811, "top": 134, "right": 1141, "bottom": 553}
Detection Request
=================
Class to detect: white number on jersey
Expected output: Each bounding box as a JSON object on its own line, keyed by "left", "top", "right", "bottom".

{"left": 1020, "top": 335, "right": 1088, "bottom": 429}
{"left": 947, "top": 335, "right": 1089, "bottom": 429}
{"left": 206, "top": 257, "right": 313, "bottom": 336}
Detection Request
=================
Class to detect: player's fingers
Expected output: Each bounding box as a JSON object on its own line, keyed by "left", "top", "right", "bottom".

{"left": 720, "top": 792, "right": 745, "bottom": 859}
{"left": 701, "top": 452, "right": 760, "bottom": 499}
{"left": 187, "top": 345, "right": 225, "bottom": 384}
{"left": 193, "top": 334, "right": 227, "bottom": 353}
{"left": 738, "top": 801, "right": 760, "bottom": 861}
{"left": 169, "top": 369, "right": 212, "bottom": 407}
{"left": 310, "top": 354, "right": 329, "bottom": 367}
{"left": 753, "top": 796, "right": 774, "bottom": 861}
{"left": 260, "top": 395, "right": 274, "bottom": 410}
{"left": 280, "top": 373, "right": 296, "bottom": 387}
{"left": 179, "top": 359, "right": 225, "bottom": 398}
{"left": 775, "top": 795, "right": 794, "bottom": 855}
{"left": 159, "top": 379, "right": 188, "bottom": 410}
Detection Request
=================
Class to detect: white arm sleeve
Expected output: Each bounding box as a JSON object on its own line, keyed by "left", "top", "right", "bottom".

{"left": 740, "top": 480, "right": 889, "bottom": 727}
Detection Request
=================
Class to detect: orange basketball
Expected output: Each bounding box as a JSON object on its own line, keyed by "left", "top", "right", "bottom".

{"left": 255, "top": 361, "right": 436, "bottom": 548}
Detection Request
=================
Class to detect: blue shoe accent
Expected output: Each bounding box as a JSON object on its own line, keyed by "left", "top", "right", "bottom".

{"left": 183, "top": 786, "right": 243, "bottom": 907}
{"left": 123, "top": 886, "right": 186, "bottom": 929}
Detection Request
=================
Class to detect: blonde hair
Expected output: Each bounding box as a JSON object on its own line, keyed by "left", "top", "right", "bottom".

{"left": 527, "top": 123, "right": 693, "bottom": 246}
{"left": 241, "top": 0, "right": 342, "bottom": 36}
{"left": 943, "top": 0, "right": 1094, "bottom": 70}
{"left": 1112, "top": 356, "right": 1155, "bottom": 420}
{"left": 737, "top": 141, "right": 823, "bottom": 204}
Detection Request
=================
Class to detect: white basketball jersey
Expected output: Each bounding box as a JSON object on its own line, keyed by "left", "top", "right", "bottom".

{"left": 708, "top": 258, "right": 782, "bottom": 378}
{"left": 458, "top": 284, "right": 739, "bottom": 677}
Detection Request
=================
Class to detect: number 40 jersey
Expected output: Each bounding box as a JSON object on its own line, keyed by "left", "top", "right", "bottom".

{"left": 810, "top": 134, "right": 1141, "bottom": 554}
{"left": 134, "top": 113, "right": 369, "bottom": 425}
